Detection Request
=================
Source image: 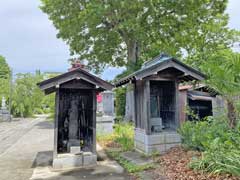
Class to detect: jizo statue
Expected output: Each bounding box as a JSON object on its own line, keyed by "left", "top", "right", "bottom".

{"left": 68, "top": 99, "right": 79, "bottom": 140}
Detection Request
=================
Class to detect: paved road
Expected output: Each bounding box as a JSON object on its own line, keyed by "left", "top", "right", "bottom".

{"left": 0, "top": 117, "right": 131, "bottom": 180}
{"left": 0, "top": 117, "right": 54, "bottom": 180}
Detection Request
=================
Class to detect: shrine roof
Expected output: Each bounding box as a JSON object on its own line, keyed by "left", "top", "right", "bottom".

{"left": 115, "top": 54, "right": 206, "bottom": 87}
{"left": 37, "top": 68, "right": 114, "bottom": 94}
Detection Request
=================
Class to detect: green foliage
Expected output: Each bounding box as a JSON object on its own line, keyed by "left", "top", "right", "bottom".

{"left": 98, "top": 123, "right": 153, "bottom": 174}
{"left": 178, "top": 117, "right": 229, "bottom": 151}
{"left": 11, "top": 72, "right": 44, "bottom": 117}
{"left": 114, "top": 123, "right": 134, "bottom": 151}
{"left": 0, "top": 55, "right": 10, "bottom": 79}
{"left": 97, "top": 122, "right": 134, "bottom": 151}
{"left": 202, "top": 50, "right": 240, "bottom": 100}
{"left": 115, "top": 87, "right": 126, "bottom": 118}
{"left": 0, "top": 55, "right": 10, "bottom": 107}
{"left": 201, "top": 50, "right": 240, "bottom": 127}
{"left": 190, "top": 137, "right": 240, "bottom": 176}
{"left": 40, "top": 0, "right": 237, "bottom": 72}
{"left": 11, "top": 72, "right": 56, "bottom": 117}
{"left": 179, "top": 117, "right": 240, "bottom": 176}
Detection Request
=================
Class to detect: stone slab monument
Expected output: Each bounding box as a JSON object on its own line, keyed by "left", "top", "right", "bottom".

{"left": 38, "top": 61, "right": 114, "bottom": 169}
{"left": 0, "top": 96, "right": 11, "bottom": 121}
{"left": 96, "top": 91, "right": 115, "bottom": 134}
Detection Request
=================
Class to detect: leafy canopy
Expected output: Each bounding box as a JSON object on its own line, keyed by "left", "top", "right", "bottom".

{"left": 0, "top": 55, "right": 10, "bottom": 79}
{"left": 40, "top": 0, "right": 236, "bottom": 72}
{"left": 11, "top": 71, "right": 56, "bottom": 117}
{"left": 202, "top": 50, "right": 240, "bottom": 100}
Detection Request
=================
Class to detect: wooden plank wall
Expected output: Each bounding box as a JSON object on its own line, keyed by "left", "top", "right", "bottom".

{"left": 179, "top": 89, "right": 187, "bottom": 124}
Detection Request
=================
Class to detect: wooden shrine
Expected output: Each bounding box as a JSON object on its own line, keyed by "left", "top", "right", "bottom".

{"left": 38, "top": 63, "right": 113, "bottom": 168}
{"left": 115, "top": 54, "right": 205, "bottom": 154}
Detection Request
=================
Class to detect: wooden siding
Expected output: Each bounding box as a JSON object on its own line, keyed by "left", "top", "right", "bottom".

{"left": 179, "top": 89, "right": 187, "bottom": 124}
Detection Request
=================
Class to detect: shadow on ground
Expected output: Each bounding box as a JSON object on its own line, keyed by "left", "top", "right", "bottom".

{"left": 32, "top": 151, "right": 53, "bottom": 168}
{"left": 35, "top": 121, "right": 54, "bottom": 129}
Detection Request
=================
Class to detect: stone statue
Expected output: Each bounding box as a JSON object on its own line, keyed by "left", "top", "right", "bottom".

{"left": 68, "top": 99, "right": 79, "bottom": 140}
{"left": 67, "top": 99, "right": 81, "bottom": 153}
{"left": 0, "top": 96, "right": 11, "bottom": 121}
{"left": 1, "top": 96, "right": 6, "bottom": 110}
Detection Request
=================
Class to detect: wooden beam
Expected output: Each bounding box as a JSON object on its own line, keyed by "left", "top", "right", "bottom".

{"left": 92, "top": 90, "right": 97, "bottom": 154}
{"left": 144, "top": 80, "right": 151, "bottom": 135}
{"left": 53, "top": 89, "right": 59, "bottom": 158}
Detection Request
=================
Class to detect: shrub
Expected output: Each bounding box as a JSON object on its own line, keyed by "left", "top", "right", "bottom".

{"left": 179, "top": 117, "right": 240, "bottom": 176}
{"left": 97, "top": 122, "right": 134, "bottom": 151}
{"left": 114, "top": 123, "right": 134, "bottom": 151}
{"left": 178, "top": 117, "right": 229, "bottom": 151}
{"left": 190, "top": 130, "right": 240, "bottom": 176}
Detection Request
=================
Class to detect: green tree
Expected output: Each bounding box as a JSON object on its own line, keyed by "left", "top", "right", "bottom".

{"left": 0, "top": 55, "right": 10, "bottom": 79}
{"left": 11, "top": 72, "right": 44, "bottom": 117}
{"left": 0, "top": 55, "right": 10, "bottom": 107}
{"left": 202, "top": 50, "right": 240, "bottom": 128}
{"left": 11, "top": 71, "right": 58, "bottom": 117}
{"left": 40, "top": 0, "right": 237, "bottom": 72}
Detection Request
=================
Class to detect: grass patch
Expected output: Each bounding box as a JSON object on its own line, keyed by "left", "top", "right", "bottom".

{"left": 97, "top": 122, "right": 134, "bottom": 151}
{"left": 97, "top": 122, "right": 154, "bottom": 175}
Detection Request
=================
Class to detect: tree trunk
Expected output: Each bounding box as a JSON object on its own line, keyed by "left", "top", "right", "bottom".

{"left": 127, "top": 40, "right": 140, "bottom": 69}
{"left": 124, "top": 40, "right": 139, "bottom": 122}
{"left": 226, "top": 99, "right": 237, "bottom": 129}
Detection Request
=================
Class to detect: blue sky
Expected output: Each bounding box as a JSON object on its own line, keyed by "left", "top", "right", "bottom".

{"left": 0, "top": 0, "right": 239, "bottom": 80}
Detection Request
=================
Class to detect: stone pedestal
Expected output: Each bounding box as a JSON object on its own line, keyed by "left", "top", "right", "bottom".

{"left": 67, "top": 139, "right": 80, "bottom": 152}
{"left": 134, "top": 128, "right": 181, "bottom": 154}
{"left": 97, "top": 115, "right": 114, "bottom": 134}
{"left": 0, "top": 109, "right": 11, "bottom": 121}
{"left": 53, "top": 152, "right": 97, "bottom": 169}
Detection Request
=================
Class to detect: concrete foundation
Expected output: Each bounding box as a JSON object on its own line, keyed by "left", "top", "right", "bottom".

{"left": 53, "top": 152, "right": 97, "bottom": 169}
{"left": 134, "top": 128, "right": 181, "bottom": 154}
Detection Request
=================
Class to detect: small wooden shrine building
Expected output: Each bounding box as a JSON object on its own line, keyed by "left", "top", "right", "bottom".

{"left": 179, "top": 84, "right": 224, "bottom": 123}
{"left": 38, "top": 63, "right": 113, "bottom": 168}
{"left": 115, "top": 54, "right": 205, "bottom": 154}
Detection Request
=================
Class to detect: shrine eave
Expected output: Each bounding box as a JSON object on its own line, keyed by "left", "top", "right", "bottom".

{"left": 37, "top": 68, "right": 114, "bottom": 95}
{"left": 115, "top": 55, "right": 206, "bottom": 87}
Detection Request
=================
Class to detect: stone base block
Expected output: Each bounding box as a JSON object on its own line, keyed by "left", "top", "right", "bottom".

{"left": 53, "top": 152, "right": 97, "bottom": 169}
{"left": 0, "top": 114, "right": 11, "bottom": 121}
{"left": 134, "top": 128, "right": 181, "bottom": 154}
{"left": 97, "top": 116, "right": 114, "bottom": 134}
{"left": 70, "top": 146, "right": 81, "bottom": 154}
